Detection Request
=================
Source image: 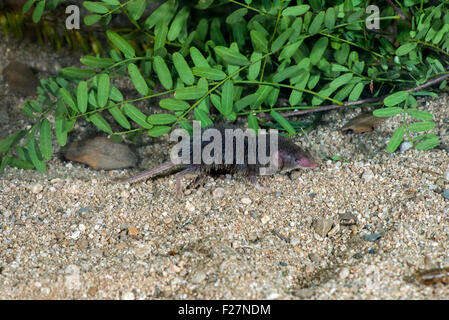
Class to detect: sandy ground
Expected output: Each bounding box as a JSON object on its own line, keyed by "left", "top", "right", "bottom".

{"left": 1, "top": 32, "right": 449, "bottom": 300}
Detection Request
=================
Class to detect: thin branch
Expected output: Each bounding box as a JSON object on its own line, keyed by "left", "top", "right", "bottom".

{"left": 278, "top": 73, "right": 449, "bottom": 118}
{"left": 385, "top": 0, "right": 411, "bottom": 25}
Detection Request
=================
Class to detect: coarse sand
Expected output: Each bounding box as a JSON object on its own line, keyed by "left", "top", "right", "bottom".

{"left": 1, "top": 34, "right": 449, "bottom": 300}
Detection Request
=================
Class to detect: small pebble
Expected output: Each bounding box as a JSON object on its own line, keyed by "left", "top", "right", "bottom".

{"left": 70, "top": 230, "right": 80, "bottom": 240}
{"left": 292, "top": 288, "right": 314, "bottom": 299}
{"left": 314, "top": 218, "right": 333, "bottom": 237}
{"left": 444, "top": 169, "right": 449, "bottom": 181}
{"left": 290, "top": 237, "right": 300, "bottom": 245}
{"left": 128, "top": 227, "right": 140, "bottom": 236}
{"left": 241, "top": 197, "right": 252, "bottom": 205}
{"left": 185, "top": 202, "right": 195, "bottom": 212}
{"left": 353, "top": 253, "right": 363, "bottom": 259}
{"left": 121, "top": 291, "right": 135, "bottom": 300}
{"left": 64, "top": 265, "right": 81, "bottom": 290}
{"left": 266, "top": 292, "right": 280, "bottom": 300}
{"left": 212, "top": 187, "right": 225, "bottom": 199}
{"left": 30, "top": 183, "right": 43, "bottom": 194}
{"left": 443, "top": 189, "right": 449, "bottom": 200}
{"left": 191, "top": 271, "right": 206, "bottom": 283}
{"left": 362, "top": 233, "right": 381, "bottom": 242}
{"left": 261, "top": 215, "right": 270, "bottom": 224}
{"left": 308, "top": 253, "right": 321, "bottom": 264}
{"left": 362, "top": 169, "right": 374, "bottom": 183}
{"left": 339, "top": 267, "right": 350, "bottom": 280}
{"left": 400, "top": 141, "right": 413, "bottom": 152}
{"left": 339, "top": 212, "right": 357, "bottom": 226}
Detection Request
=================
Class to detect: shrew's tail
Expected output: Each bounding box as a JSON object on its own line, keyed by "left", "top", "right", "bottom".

{"left": 121, "top": 162, "right": 175, "bottom": 183}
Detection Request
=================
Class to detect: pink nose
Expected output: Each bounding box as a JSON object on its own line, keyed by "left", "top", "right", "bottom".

{"left": 297, "top": 157, "right": 319, "bottom": 168}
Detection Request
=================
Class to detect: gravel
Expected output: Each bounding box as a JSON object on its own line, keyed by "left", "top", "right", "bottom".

{"left": 1, "top": 32, "right": 449, "bottom": 300}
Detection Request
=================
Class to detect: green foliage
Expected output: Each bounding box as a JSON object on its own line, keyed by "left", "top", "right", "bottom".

{"left": 1, "top": 0, "right": 449, "bottom": 172}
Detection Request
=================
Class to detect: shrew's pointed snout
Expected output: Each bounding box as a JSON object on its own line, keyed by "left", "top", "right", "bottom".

{"left": 297, "top": 157, "right": 319, "bottom": 168}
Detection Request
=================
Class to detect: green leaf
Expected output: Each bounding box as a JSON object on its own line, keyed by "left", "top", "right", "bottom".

{"left": 109, "top": 85, "right": 123, "bottom": 102}
{"left": 270, "top": 110, "right": 295, "bottom": 135}
{"left": 408, "top": 121, "right": 435, "bottom": 132}
{"left": 148, "top": 126, "right": 172, "bottom": 137}
{"left": 123, "top": 103, "right": 152, "bottom": 129}
{"left": 0, "top": 131, "right": 26, "bottom": 153}
{"left": 108, "top": 106, "right": 131, "bottom": 129}
{"left": 54, "top": 101, "right": 68, "bottom": 146}
{"left": 22, "top": 0, "right": 36, "bottom": 14}
{"left": 127, "top": 0, "right": 146, "bottom": 20}
{"left": 22, "top": 102, "right": 36, "bottom": 119}
{"left": 154, "top": 21, "right": 168, "bottom": 51}
{"left": 106, "top": 30, "right": 135, "bottom": 58}
{"left": 282, "top": 5, "right": 310, "bottom": 16}
{"left": 89, "top": 113, "right": 112, "bottom": 134}
{"left": 76, "top": 81, "right": 88, "bottom": 113}
{"left": 411, "top": 91, "right": 439, "bottom": 98}
{"left": 273, "top": 65, "right": 302, "bottom": 83}
{"left": 248, "top": 52, "right": 262, "bottom": 81}
{"left": 406, "top": 109, "right": 434, "bottom": 121}
{"left": 214, "top": 46, "right": 250, "bottom": 66}
{"left": 28, "top": 100, "right": 44, "bottom": 112}
{"left": 83, "top": 1, "right": 109, "bottom": 14}
{"left": 226, "top": 8, "right": 247, "bottom": 24}
{"left": 27, "top": 138, "right": 46, "bottom": 172}
{"left": 32, "top": 0, "right": 45, "bottom": 23}
{"left": 192, "top": 66, "right": 226, "bottom": 80}
{"left": 325, "top": 7, "right": 336, "bottom": 28}
{"left": 195, "top": 0, "right": 214, "bottom": 10}
{"left": 8, "top": 157, "right": 34, "bottom": 170}
{"left": 97, "top": 74, "right": 110, "bottom": 108}
{"left": 384, "top": 91, "right": 409, "bottom": 106}
{"left": 279, "top": 40, "right": 303, "bottom": 61}
{"left": 39, "top": 119, "right": 52, "bottom": 160}
{"left": 144, "top": 0, "right": 177, "bottom": 30}
{"left": 221, "top": 80, "right": 233, "bottom": 116}
{"left": 387, "top": 127, "right": 405, "bottom": 153}
{"left": 194, "top": 108, "right": 213, "bottom": 128}
{"left": 254, "top": 85, "right": 273, "bottom": 108}
{"left": 271, "top": 29, "right": 293, "bottom": 52}
{"left": 190, "top": 47, "right": 210, "bottom": 67}
{"left": 373, "top": 107, "right": 402, "bottom": 117}
{"left": 415, "top": 134, "right": 439, "bottom": 150}
{"left": 248, "top": 114, "right": 258, "bottom": 134}
{"left": 128, "top": 63, "right": 149, "bottom": 95}
{"left": 250, "top": 30, "right": 268, "bottom": 53}
{"left": 268, "top": 87, "right": 280, "bottom": 107}
{"left": 153, "top": 56, "right": 173, "bottom": 90}
{"left": 234, "top": 94, "right": 258, "bottom": 112}
{"left": 310, "top": 37, "right": 328, "bottom": 65}
{"left": 59, "top": 88, "right": 78, "bottom": 112}
{"left": 210, "top": 93, "right": 222, "bottom": 111}
{"left": 395, "top": 42, "right": 417, "bottom": 56}
{"left": 348, "top": 82, "right": 364, "bottom": 101}
{"left": 210, "top": 18, "right": 226, "bottom": 46}
{"left": 309, "top": 11, "right": 325, "bottom": 35}
{"left": 174, "top": 86, "right": 207, "bottom": 100}
{"left": 60, "top": 67, "right": 95, "bottom": 79}
{"left": 329, "top": 73, "right": 353, "bottom": 89}
{"left": 147, "top": 113, "right": 177, "bottom": 125}
{"left": 167, "top": 6, "right": 189, "bottom": 41}
{"left": 84, "top": 14, "right": 102, "bottom": 26}
{"left": 172, "top": 52, "right": 195, "bottom": 85}
{"left": 160, "top": 99, "right": 190, "bottom": 111}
